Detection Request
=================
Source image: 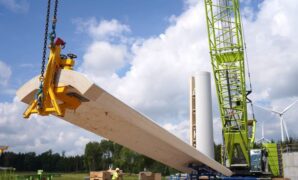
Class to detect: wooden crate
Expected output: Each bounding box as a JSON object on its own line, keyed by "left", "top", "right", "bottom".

{"left": 90, "top": 171, "right": 111, "bottom": 180}
{"left": 139, "top": 172, "right": 161, "bottom": 180}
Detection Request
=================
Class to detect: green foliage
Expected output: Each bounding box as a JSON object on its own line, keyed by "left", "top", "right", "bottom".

{"left": 0, "top": 139, "right": 178, "bottom": 175}
{"left": 84, "top": 140, "right": 177, "bottom": 175}
{"left": 214, "top": 143, "right": 222, "bottom": 163}
{"left": 0, "top": 151, "right": 85, "bottom": 172}
{"left": 0, "top": 168, "right": 15, "bottom": 180}
{"left": 84, "top": 142, "right": 103, "bottom": 171}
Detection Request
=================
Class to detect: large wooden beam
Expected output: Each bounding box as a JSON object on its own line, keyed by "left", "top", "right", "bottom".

{"left": 17, "top": 70, "right": 232, "bottom": 176}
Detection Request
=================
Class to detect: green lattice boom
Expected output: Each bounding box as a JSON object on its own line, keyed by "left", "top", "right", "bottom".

{"left": 203, "top": 0, "right": 255, "bottom": 167}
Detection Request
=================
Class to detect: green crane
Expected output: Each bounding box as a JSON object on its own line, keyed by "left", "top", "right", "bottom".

{"left": 203, "top": 0, "right": 256, "bottom": 169}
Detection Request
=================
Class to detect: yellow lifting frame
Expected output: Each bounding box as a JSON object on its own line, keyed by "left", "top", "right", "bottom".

{"left": 23, "top": 42, "right": 81, "bottom": 118}
{"left": 0, "top": 146, "right": 8, "bottom": 154}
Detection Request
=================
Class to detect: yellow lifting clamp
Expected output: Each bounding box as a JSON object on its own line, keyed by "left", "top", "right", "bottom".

{"left": 23, "top": 38, "right": 81, "bottom": 118}
{"left": 0, "top": 146, "right": 8, "bottom": 154}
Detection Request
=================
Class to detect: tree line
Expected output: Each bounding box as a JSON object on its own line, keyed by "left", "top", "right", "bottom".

{"left": 0, "top": 150, "right": 84, "bottom": 172}
{"left": 1, "top": 139, "right": 297, "bottom": 174}
{"left": 0, "top": 140, "right": 177, "bottom": 175}
{"left": 84, "top": 140, "right": 178, "bottom": 175}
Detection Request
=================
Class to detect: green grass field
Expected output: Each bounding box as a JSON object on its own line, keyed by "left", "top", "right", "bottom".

{"left": 55, "top": 173, "right": 139, "bottom": 180}
{"left": 12, "top": 172, "right": 139, "bottom": 180}
{"left": 54, "top": 173, "right": 87, "bottom": 180}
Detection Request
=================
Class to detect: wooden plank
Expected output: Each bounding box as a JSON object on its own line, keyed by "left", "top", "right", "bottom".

{"left": 17, "top": 70, "right": 232, "bottom": 176}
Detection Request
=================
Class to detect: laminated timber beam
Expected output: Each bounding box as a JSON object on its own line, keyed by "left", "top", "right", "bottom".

{"left": 17, "top": 69, "right": 232, "bottom": 176}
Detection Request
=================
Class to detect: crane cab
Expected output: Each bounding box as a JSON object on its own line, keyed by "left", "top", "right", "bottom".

{"left": 250, "top": 149, "right": 264, "bottom": 173}
{"left": 250, "top": 148, "right": 273, "bottom": 175}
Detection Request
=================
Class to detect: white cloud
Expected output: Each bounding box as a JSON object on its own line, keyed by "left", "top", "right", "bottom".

{"left": 243, "top": 0, "right": 298, "bottom": 141}
{"left": 89, "top": 19, "right": 130, "bottom": 40}
{"left": 0, "top": 97, "right": 99, "bottom": 155}
{"left": 78, "top": 3, "right": 215, "bottom": 144}
{"left": 80, "top": 41, "right": 128, "bottom": 78}
{"left": 78, "top": 0, "right": 298, "bottom": 145}
{"left": 2, "top": 0, "right": 298, "bottom": 156}
{"left": 183, "top": 0, "right": 199, "bottom": 7}
{"left": 99, "top": 4, "right": 209, "bottom": 123}
{"left": 245, "top": 0, "right": 298, "bottom": 100}
{"left": 74, "top": 18, "right": 130, "bottom": 41}
{"left": 75, "top": 136, "right": 92, "bottom": 148}
{"left": 0, "top": 0, "right": 29, "bottom": 13}
{"left": 0, "top": 60, "right": 12, "bottom": 86}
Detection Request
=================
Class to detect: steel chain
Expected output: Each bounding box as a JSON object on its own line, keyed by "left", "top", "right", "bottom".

{"left": 53, "top": 0, "right": 59, "bottom": 28}
{"left": 50, "top": 0, "right": 59, "bottom": 45}
{"left": 40, "top": 0, "right": 52, "bottom": 81}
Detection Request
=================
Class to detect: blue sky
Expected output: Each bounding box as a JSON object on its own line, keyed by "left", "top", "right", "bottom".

{"left": 0, "top": 0, "right": 184, "bottom": 102}
{"left": 1, "top": 0, "right": 298, "bottom": 155}
{"left": 0, "top": 0, "right": 263, "bottom": 102}
{"left": 0, "top": 0, "right": 261, "bottom": 101}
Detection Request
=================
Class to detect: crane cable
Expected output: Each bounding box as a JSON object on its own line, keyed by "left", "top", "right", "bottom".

{"left": 37, "top": 0, "right": 59, "bottom": 109}
{"left": 241, "top": 13, "right": 257, "bottom": 148}
{"left": 241, "top": 18, "right": 256, "bottom": 121}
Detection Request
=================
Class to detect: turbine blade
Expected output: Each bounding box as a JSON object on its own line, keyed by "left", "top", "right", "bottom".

{"left": 264, "top": 138, "right": 270, "bottom": 143}
{"left": 282, "top": 100, "right": 298, "bottom": 114}
{"left": 254, "top": 104, "right": 281, "bottom": 114}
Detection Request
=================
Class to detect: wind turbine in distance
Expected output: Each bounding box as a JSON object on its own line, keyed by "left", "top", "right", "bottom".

{"left": 255, "top": 100, "right": 298, "bottom": 142}
{"left": 256, "top": 121, "right": 270, "bottom": 143}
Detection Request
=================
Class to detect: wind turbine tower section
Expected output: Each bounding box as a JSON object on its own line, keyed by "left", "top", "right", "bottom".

{"left": 189, "top": 71, "right": 214, "bottom": 159}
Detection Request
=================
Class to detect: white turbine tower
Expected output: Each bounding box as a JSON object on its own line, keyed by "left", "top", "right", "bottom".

{"left": 255, "top": 100, "right": 298, "bottom": 142}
